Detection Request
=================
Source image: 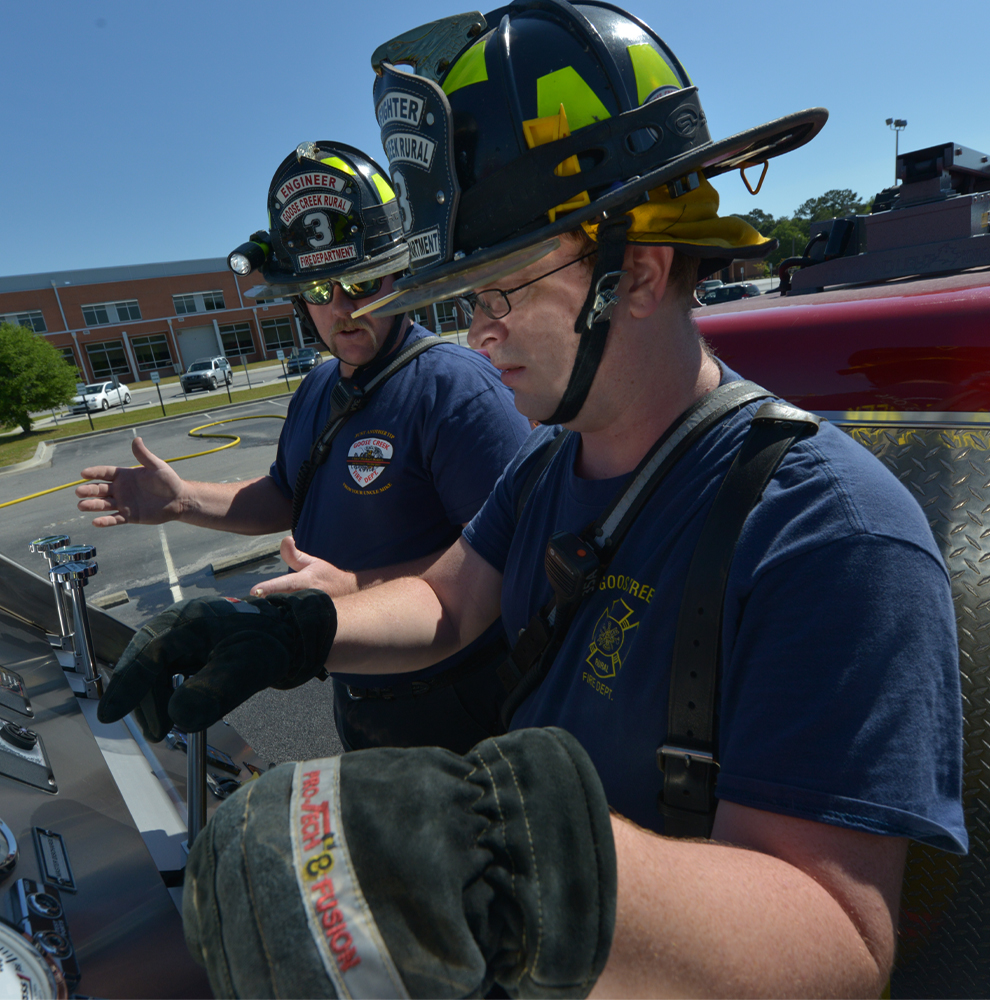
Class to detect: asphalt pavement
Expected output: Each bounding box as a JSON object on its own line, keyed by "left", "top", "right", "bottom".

{"left": 0, "top": 396, "right": 343, "bottom": 763}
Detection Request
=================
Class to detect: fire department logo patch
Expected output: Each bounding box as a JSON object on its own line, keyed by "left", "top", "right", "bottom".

{"left": 586, "top": 599, "right": 639, "bottom": 679}
{"left": 346, "top": 436, "right": 393, "bottom": 488}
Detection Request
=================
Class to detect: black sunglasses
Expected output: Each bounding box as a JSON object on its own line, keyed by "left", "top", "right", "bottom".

{"left": 300, "top": 276, "right": 384, "bottom": 304}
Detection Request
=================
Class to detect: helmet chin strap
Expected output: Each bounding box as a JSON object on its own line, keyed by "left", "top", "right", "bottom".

{"left": 355, "top": 312, "right": 406, "bottom": 376}
{"left": 542, "top": 215, "right": 632, "bottom": 426}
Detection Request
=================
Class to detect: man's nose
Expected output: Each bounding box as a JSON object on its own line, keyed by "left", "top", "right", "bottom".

{"left": 467, "top": 311, "right": 505, "bottom": 352}
{"left": 331, "top": 283, "right": 354, "bottom": 312}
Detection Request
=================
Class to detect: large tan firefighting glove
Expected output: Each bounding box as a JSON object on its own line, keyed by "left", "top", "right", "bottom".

{"left": 183, "top": 727, "right": 617, "bottom": 999}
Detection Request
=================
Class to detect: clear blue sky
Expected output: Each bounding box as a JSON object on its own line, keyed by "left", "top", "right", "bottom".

{"left": 2, "top": 0, "right": 987, "bottom": 277}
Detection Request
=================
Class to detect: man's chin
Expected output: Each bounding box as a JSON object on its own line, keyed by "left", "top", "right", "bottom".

{"left": 512, "top": 391, "right": 554, "bottom": 426}
{"left": 330, "top": 330, "right": 378, "bottom": 366}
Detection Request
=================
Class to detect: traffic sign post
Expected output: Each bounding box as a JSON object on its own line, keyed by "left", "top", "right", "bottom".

{"left": 276, "top": 349, "right": 290, "bottom": 391}
{"left": 150, "top": 371, "right": 166, "bottom": 416}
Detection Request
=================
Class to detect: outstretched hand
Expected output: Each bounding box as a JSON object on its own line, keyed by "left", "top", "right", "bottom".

{"left": 251, "top": 536, "right": 359, "bottom": 600}
{"left": 76, "top": 436, "right": 186, "bottom": 527}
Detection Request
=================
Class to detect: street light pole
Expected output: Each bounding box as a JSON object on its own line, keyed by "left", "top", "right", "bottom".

{"left": 885, "top": 118, "right": 907, "bottom": 184}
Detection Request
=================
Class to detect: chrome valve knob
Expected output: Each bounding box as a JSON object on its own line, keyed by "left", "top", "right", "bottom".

{"left": 29, "top": 535, "right": 70, "bottom": 557}
{"left": 53, "top": 544, "right": 97, "bottom": 564}
{"left": 50, "top": 560, "right": 98, "bottom": 585}
{"left": 29, "top": 535, "right": 73, "bottom": 643}
{"left": 49, "top": 561, "right": 101, "bottom": 699}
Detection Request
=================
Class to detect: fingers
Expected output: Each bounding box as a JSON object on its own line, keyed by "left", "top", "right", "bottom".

{"left": 251, "top": 572, "right": 308, "bottom": 598}
{"left": 280, "top": 535, "right": 315, "bottom": 570}
{"left": 90, "top": 513, "right": 128, "bottom": 528}
{"left": 76, "top": 480, "right": 127, "bottom": 525}
{"left": 250, "top": 538, "right": 314, "bottom": 597}
{"left": 168, "top": 633, "right": 289, "bottom": 732}
{"left": 78, "top": 464, "right": 120, "bottom": 482}
{"left": 132, "top": 436, "right": 168, "bottom": 470}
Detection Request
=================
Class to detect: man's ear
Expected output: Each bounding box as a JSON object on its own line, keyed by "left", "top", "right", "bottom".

{"left": 623, "top": 244, "right": 675, "bottom": 319}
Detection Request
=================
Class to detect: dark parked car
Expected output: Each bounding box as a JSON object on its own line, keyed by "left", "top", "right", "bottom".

{"left": 180, "top": 356, "right": 232, "bottom": 392}
{"left": 286, "top": 347, "right": 324, "bottom": 375}
{"left": 700, "top": 282, "right": 762, "bottom": 305}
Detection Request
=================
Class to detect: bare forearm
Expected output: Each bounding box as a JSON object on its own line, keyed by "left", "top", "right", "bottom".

{"left": 341, "top": 549, "right": 447, "bottom": 594}
{"left": 179, "top": 476, "right": 292, "bottom": 534}
{"left": 591, "top": 813, "right": 898, "bottom": 999}
{"left": 326, "top": 537, "right": 503, "bottom": 675}
{"left": 327, "top": 576, "right": 463, "bottom": 674}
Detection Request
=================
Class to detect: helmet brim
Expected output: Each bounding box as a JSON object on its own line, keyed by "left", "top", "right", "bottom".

{"left": 357, "top": 107, "right": 826, "bottom": 317}
{"left": 250, "top": 244, "right": 410, "bottom": 299}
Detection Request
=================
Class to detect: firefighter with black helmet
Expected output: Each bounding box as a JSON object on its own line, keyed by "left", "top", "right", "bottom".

{"left": 100, "top": 5, "right": 965, "bottom": 997}
{"left": 78, "top": 140, "right": 531, "bottom": 755}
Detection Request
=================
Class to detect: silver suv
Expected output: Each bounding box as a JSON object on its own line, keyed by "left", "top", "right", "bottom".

{"left": 180, "top": 356, "right": 232, "bottom": 392}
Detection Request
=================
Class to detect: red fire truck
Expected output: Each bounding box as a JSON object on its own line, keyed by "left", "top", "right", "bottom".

{"left": 697, "top": 141, "right": 990, "bottom": 998}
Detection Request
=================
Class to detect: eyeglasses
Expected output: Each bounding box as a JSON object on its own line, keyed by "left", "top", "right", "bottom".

{"left": 455, "top": 250, "right": 595, "bottom": 321}
{"left": 300, "top": 276, "right": 384, "bottom": 305}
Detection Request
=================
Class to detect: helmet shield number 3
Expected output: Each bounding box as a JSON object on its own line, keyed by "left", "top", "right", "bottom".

{"left": 272, "top": 163, "right": 364, "bottom": 274}
{"left": 374, "top": 65, "right": 461, "bottom": 271}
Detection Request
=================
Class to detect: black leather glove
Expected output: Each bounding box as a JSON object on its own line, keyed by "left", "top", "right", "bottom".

{"left": 183, "top": 727, "right": 616, "bottom": 999}
{"left": 97, "top": 590, "right": 336, "bottom": 741}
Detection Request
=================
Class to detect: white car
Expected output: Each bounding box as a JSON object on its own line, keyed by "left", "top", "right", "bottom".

{"left": 71, "top": 380, "right": 131, "bottom": 413}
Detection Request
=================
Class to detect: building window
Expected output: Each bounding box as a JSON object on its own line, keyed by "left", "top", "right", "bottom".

{"left": 261, "top": 317, "right": 296, "bottom": 352}
{"left": 59, "top": 346, "right": 82, "bottom": 377}
{"left": 81, "top": 300, "right": 141, "bottom": 326}
{"left": 218, "top": 322, "right": 255, "bottom": 357}
{"left": 130, "top": 334, "right": 173, "bottom": 371}
{"left": 435, "top": 300, "right": 457, "bottom": 325}
{"left": 411, "top": 307, "right": 432, "bottom": 328}
{"left": 252, "top": 293, "right": 290, "bottom": 305}
{"left": 173, "top": 290, "right": 225, "bottom": 315}
{"left": 1, "top": 310, "right": 47, "bottom": 333}
{"left": 85, "top": 340, "right": 130, "bottom": 379}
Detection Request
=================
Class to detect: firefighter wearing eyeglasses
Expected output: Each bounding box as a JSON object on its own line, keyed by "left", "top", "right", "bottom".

{"left": 97, "top": 6, "right": 966, "bottom": 998}
{"left": 76, "top": 141, "right": 531, "bottom": 754}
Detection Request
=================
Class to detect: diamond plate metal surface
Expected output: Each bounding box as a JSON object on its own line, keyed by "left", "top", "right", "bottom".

{"left": 846, "top": 424, "right": 990, "bottom": 998}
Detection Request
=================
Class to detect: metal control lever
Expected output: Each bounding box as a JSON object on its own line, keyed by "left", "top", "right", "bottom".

{"left": 28, "top": 535, "right": 73, "bottom": 655}
{"left": 173, "top": 675, "right": 207, "bottom": 851}
{"left": 48, "top": 561, "right": 102, "bottom": 700}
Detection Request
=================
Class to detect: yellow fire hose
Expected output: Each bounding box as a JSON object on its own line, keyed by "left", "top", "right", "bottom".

{"left": 0, "top": 415, "right": 285, "bottom": 509}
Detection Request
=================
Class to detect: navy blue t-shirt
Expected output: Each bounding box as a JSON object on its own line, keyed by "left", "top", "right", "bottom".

{"left": 271, "top": 323, "right": 531, "bottom": 683}
{"left": 463, "top": 370, "right": 968, "bottom": 854}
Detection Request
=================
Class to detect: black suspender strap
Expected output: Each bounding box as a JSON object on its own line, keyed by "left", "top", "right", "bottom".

{"left": 290, "top": 335, "right": 443, "bottom": 532}
{"left": 498, "top": 379, "right": 776, "bottom": 727}
{"left": 658, "top": 400, "right": 821, "bottom": 839}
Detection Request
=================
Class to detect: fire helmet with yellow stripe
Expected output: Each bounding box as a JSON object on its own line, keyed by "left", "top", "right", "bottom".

{"left": 249, "top": 141, "right": 409, "bottom": 298}
{"left": 361, "top": 1, "right": 827, "bottom": 422}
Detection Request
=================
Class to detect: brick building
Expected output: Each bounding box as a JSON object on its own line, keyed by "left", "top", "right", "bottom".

{"left": 0, "top": 259, "right": 469, "bottom": 384}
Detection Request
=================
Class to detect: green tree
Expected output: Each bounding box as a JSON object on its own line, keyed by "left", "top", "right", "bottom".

{"left": 794, "top": 188, "right": 871, "bottom": 222}
{"left": 0, "top": 322, "right": 79, "bottom": 433}
{"left": 735, "top": 208, "right": 778, "bottom": 237}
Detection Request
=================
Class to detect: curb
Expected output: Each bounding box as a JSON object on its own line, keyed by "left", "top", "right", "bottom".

{"left": 0, "top": 441, "right": 54, "bottom": 477}
{"left": 91, "top": 589, "right": 130, "bottom": 610}
{"left": 211, "top": 542, "right": 284, "bottom": 576}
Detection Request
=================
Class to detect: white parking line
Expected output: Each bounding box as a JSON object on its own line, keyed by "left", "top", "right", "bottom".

{"left": 158, "top": 525, "right": 183, "bottom": 602}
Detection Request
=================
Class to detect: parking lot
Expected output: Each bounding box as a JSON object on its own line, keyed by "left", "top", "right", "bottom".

{"left": 0, "top": 397, "right": 343, "bottom": 762}
{"left": 33, "top": 360, "right": 306, "bottom": 433}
